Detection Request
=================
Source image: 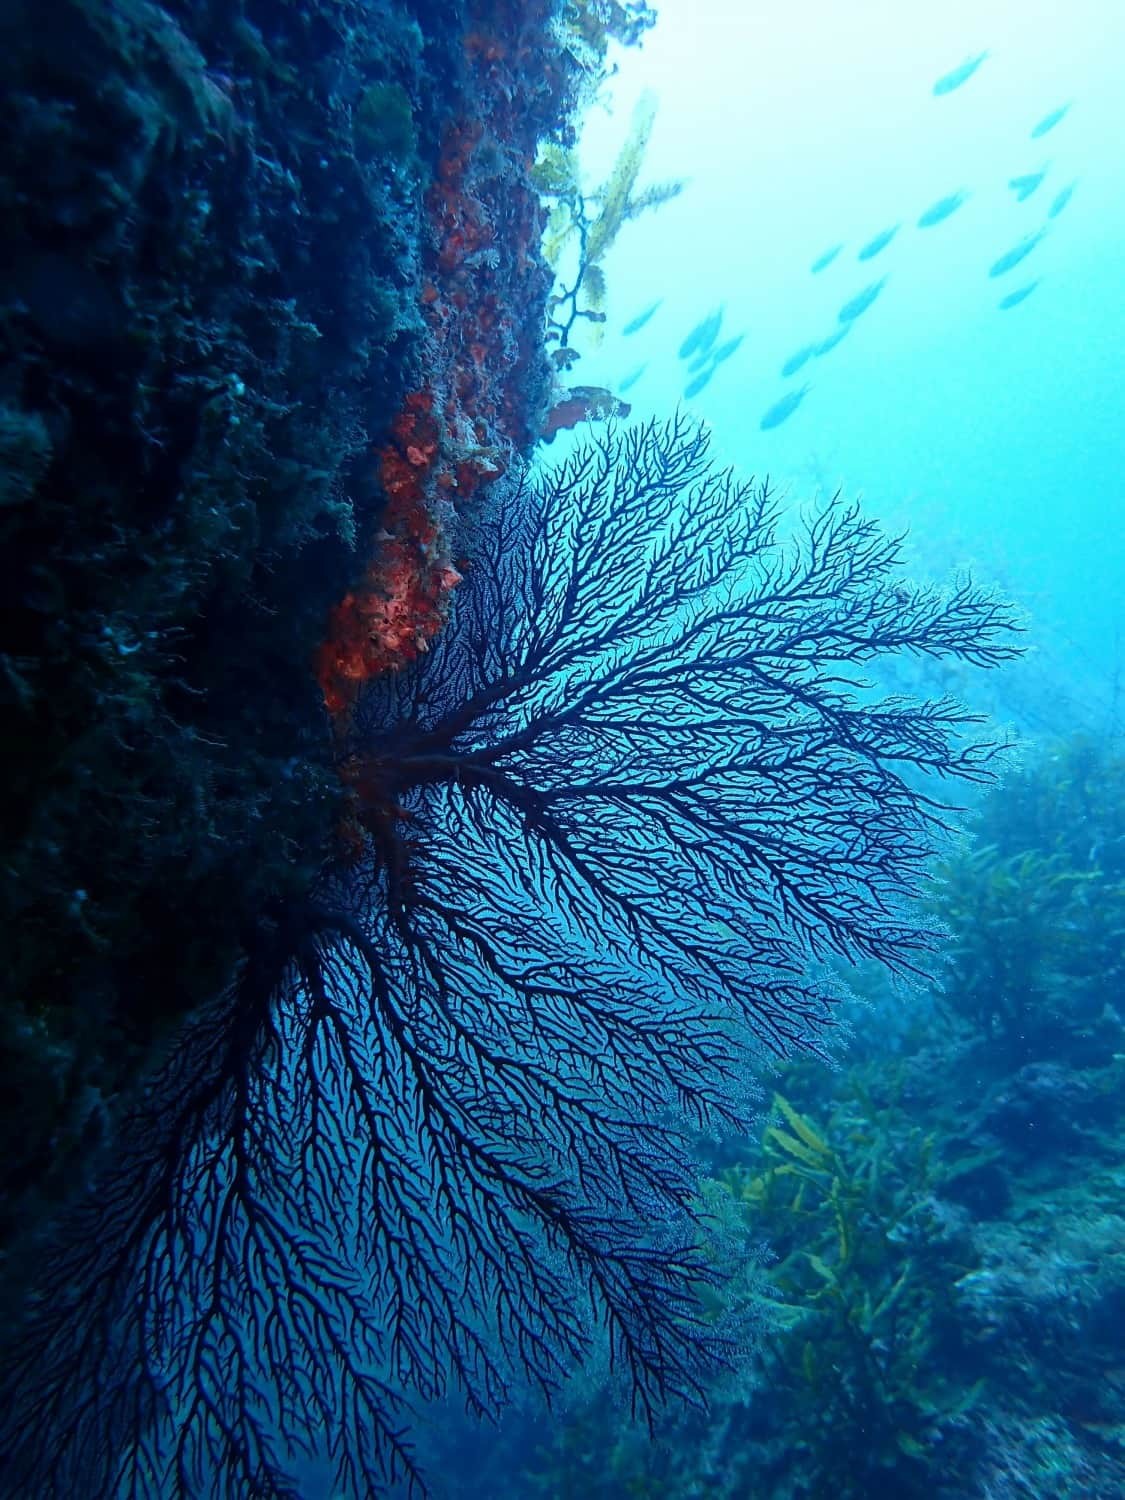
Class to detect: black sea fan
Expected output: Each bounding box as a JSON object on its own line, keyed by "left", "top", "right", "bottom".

{"left": 0, "top": 416, "right": 1020, "bottom": 1498}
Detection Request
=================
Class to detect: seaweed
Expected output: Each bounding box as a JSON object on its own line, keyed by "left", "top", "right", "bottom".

{"left": 536, "top": 91, "right": 683, "bottom": 367}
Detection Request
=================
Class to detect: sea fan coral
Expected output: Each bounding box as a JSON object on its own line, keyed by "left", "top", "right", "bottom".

{"left": 0, "top": 417, "right": 1020, "bottom": 1498}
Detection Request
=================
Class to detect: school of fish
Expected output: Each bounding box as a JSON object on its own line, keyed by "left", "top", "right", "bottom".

{"left": 612, "top": 45, "right": 1076, "bottom": 432}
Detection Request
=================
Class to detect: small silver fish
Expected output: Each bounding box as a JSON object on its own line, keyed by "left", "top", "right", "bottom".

{"left": 933, "top": 52, "right": 988, "bottom": 97}
{"left": 988, "top": 229, "right": 1047, "bottom": 278}
{"left": 1008, "top": 167, "right": 1047, "bottom": 202}
{"left": 679, "top": 307, "right": 724, "bottom": 360}
{"left": 918, "top": 190, "right": 969, "bottom": 228}
{"left": 837, "top": 276, "right": 888, "bottom": 324}
{"left": 710, "top": 334, "right": 745, "bottom": 367}
{"left": 814, "top": 325, "right": 851, "bottom": 357}
{"left": 810, "top": 243, "right": 843, "bottom": 274}
{"left": 684, "top": 364, "right": 717, "bottom": 399}
{"left": 622, "top": 300, "right": 662, "bottom": 336}
{"left": 998, "top": 280, "right": 1040, "bottom": 310}
{"left": 1048, "top": 181, "right": 1076, "bottom": 218}
{"left": 781, "top": 342, "right": 816, "bottom": 378}
{"left": 759, "top": 384, "right": 811, "bottom": 431}
{"left": 1031, "top": 103, "right": 1070, "bottom": 139}
{"left": 858, "top": 224, "right": 900, "bottom": 261}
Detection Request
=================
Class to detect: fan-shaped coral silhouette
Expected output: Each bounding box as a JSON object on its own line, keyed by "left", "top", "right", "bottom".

{"left": 0, "top": 417, "right": 1020, "bottom": 1498}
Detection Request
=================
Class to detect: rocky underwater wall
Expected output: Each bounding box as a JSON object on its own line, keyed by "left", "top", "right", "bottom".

{"left": 0, "top": 0, "right": 601, "bottom": 1258}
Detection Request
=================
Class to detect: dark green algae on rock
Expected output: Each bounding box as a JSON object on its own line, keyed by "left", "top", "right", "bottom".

{"left": 0, "top": 0, "right": 564, "bottom": 1263}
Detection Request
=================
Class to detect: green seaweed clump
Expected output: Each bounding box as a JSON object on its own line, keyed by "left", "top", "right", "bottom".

{"left": 708, "top": 1084, "right": 984, "bottom": 1498}
{"left": 937, "top": 734, "right": 1125, "bottom": 1064}
{"left": 354, "top": 81, "right": 417, "bottom": 165}
{"left": 535, "top": 91, "right": 682, "bottom": 369}
{"left": 511, "top": 732, "right": 1125, "bottom": 1500}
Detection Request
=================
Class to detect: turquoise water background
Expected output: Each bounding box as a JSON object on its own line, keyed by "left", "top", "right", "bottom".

{"left": 572, "top": 0, "right": 1124, "bottom": 706}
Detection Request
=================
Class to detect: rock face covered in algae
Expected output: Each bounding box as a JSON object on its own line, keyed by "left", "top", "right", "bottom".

{"left": 0, "top": 0, "right": 589, "bottom": 1250}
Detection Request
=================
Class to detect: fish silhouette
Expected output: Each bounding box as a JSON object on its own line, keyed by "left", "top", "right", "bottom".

{"left": 678, "top": 307, "right": 723, "bottom": 360}
{"left": 988, "top": 230, "right": 1047, "bottom": 278}
{"left": 759, "top": 384, "right": 811, "bottom": 431}
{"left": 858, "top": 224, "right": 900, "bottom": 261}
{"left": 998, "top": 281, "right": 1040, "bottom": 310}
{"left": 710, "top": 334, "right": 745, "bottom": 367}
{"left": 781, "top": 342, "right": 817, "bottom": 378}
{"left": 1031, "top": 104, "right": 1071, "bottom": 139}
{"left": 838, "top": 277, "right": 888, "bottom": 324}
{"left": 918, "top": 190, "right": 969, "bottom": 228}
{"left": 1008, "top": 168, "right": 1047, "bottom": 203}
{"left": 933, "top": 52, "right": 988, "bottom": 96}
{"left": 810, "top": 243, "right": 843, "bottom": 274}
{"left": 684, "top": 364, "right": 717, "bottom": 399}
{"left": 814, "top": 325, "right": 851, "bottom": 357}
{"left": 1048, "top": 181, "right": 1076, "bottom": 218}
{"left": 683, "top": 335, "right": 745, "bottom": 399}
{"left": 622, "top": 300, "right": 663, "bottom": 336}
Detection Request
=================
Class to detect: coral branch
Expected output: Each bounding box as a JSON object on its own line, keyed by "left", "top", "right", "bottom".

{"left": 1, "top": 419, "right": 1021, "bottom": 1498}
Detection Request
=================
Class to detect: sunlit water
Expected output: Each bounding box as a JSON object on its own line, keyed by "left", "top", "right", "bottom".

{"left": 573, "top": 0, "right": 1125, "bottom": 710}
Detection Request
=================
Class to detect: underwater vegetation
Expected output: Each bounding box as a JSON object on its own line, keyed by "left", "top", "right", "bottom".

{"left": 536, "top": 92, "right": 682, "bottom": 367}
{"left": 715, "top": 1086, "right": 984, "bottom": 1498}
{"left": 0, "top": 416, "right": 1020, "bottom": 1496}
{"left": 532, "top": 84, "right": 681, "bottom": 435}
{"left": 937, "top": 734, "right": 1125, "bottom": 1067}
{"left": 519, "top": 732, "right": 1125, "bottom": 1494}
{"left": 516, "top": 733, "right": 1125, "bottom": 1500}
